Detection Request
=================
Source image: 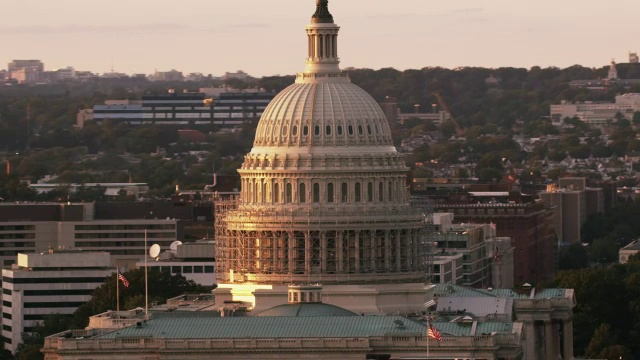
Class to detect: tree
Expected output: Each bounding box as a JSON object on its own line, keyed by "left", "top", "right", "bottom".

{"left": 73, "top": 268, "right": 207, "bottom": 327}
{"left": 559, "top": 243, "right": 589, "bottom": 270}
{"left": 585, "top": 323, "right": 616, "bottom": 358}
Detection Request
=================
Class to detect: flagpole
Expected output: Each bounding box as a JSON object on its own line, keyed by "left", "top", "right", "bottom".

{"left": 144, "top": 229, "right": 149, "bottom": 320}
{"left": 427, "top": 318, "right": 430, "bottom": 358}
{"left": 116, "top": 266, "right": 120, "bottom": 318}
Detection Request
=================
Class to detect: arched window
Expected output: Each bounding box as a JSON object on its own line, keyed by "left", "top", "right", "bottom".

{"left": 299, "top": 183, "right": 306, "bottom": 203}
{"left": 379, "top": 182, "right": 384, "bottom": 202}
{"left": 286, "top": 183, "right": 292, "bottom": 203}
{"left": 367, "top": 125, "right": 372, "bottom": 135}
{"left": 273, "top": 182, "right": 280, "bottom": 203}
{"left": 292, "top": 125, "right": 298, "bottom": 136}
{"left": 367, "top": 182, "right": 373, "bottom": 202}
{"left": 388, "top": 181, "right": 393, "bottom": 202}
{"left": 348, "top": 125, "right": 354, "bottom": 136}
{"left": 326, "top": 125, "right": 331, "bottom": 136}
{"left": 341, "top": 182, "right": 348, "bottom": 203}
{"left": 355, "top": 182, "right": 361, "bottom": 202}
{"left": 327, "top": 183, "right": 334, "bottom": 203}
{"left": 303, "top": 125, "right": 309, "bottom": 136}
{"left": 358, "top": 125, "right": 364, "bottom": 136}
{"left": 313, "top": 183, "right": 320, "bottom": 203}
{"left": 337, "top": 125, "right": 343, "bottom": 136}
{"left": 314, "top": 125, "right": 320, "bottom": 136}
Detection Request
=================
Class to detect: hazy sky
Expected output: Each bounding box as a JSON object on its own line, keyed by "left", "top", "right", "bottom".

{"left": 3, "top": 0, "right": 638, "bottom": 77}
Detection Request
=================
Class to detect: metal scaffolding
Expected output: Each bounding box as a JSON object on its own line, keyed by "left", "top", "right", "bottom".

{"left": 214, "top": 195, "right": 434, "bottom": 285}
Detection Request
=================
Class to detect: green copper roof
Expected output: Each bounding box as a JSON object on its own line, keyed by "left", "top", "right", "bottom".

{"left": 254, "top": 303, "right": 357, "bottom": 317}
{"left": 434, "top": 283, "right": 570, "bottom": 300}
{"left": 431, "top": 321, "right": 515, "bottom": 337}
{"left": 99, "top": 313, "right": 426, "bottom": 339}
{"left": 311, "top": 0, "right": 334, "bottom": 23}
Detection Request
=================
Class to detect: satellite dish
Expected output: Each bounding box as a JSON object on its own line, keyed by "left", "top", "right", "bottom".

{"left": 149, "top": 244, "right": 161, "bottom": 259}
{"left": 170, "top": 241, "right": 182, "bottom": 252}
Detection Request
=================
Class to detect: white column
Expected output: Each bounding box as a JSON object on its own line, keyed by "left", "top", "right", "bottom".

{"left": 563, "top": 320, "right": 574, "bottom": 360}
{"left": 545, "top": 321, "right": 556, "bottom": 360}
{"left": 525, "top": 322, "right": 536, "bottom": 360}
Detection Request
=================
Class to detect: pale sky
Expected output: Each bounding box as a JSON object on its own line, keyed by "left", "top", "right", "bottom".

{"left": 2, "top": 0, "right": 638, "bottom": 77}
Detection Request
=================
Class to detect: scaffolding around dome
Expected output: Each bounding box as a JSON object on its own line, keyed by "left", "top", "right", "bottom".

{"left": 214, "top": 195, "right": 434, "bottom": 285}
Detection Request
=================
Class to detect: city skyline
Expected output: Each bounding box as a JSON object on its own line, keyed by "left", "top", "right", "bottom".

{"left": 3, "top": 0, "right": 639, "bottom": 77}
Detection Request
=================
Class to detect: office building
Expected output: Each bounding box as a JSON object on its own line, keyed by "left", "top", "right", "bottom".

{"left": 540, "top": 178, "right": 604, "bottom": 245}
{"left": 0, "top": 203, "right": 182, "bottom": 268}
{"left": 81, "top": 89, "right": 274, "bottom": 127}
{"left": 551, "top": 93, "right": 640, "bottom": 126}
{"left": 434, "top": 191, "right": 556, "bottom": 284}
{"left": 135, "top": 241, "right": 216, "bottom": 286}
{"left": 2, "top": 251, "right": 113, "bottom": 353}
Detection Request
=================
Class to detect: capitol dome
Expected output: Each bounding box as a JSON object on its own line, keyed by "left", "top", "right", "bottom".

{"left": 253, "top": 81, "right": 394, "bottom": 149}
{"left": 214, "top": 0, "right": 428, "bottom": 288}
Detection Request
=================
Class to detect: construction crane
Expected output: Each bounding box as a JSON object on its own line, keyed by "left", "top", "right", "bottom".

{"left": 434, "top": 92, "right": 464, "bottom": 136}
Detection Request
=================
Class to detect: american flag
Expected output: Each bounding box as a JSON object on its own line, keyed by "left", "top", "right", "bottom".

{"left": 118, "top": 273, "right": 129, "bottom": 288}
{"left": 427, "top": 323, "right": 443, "bottom": 342}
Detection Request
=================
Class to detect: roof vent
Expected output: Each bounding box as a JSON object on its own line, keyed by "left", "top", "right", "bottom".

{"left": 394, "top": 319, "right": 405, "bottom": 329}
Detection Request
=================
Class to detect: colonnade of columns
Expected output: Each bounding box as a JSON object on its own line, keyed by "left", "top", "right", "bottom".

{"left": 216, "top": 227, "right": 423, "bottom": 283}
{"left": 525, "top": 318, "right": 573, "bottom": 360}
{"left": 307, "top": 30, "right": 339, "bottom": 61}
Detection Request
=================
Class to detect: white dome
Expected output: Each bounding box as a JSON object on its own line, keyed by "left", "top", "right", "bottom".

{"left": 254, "top": 80, "right": 393, "bottom": 149}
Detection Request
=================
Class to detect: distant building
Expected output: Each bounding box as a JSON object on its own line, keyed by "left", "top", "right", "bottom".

{"left": 81, "top": 89, "right": 274, "bottom": 127}
{"left": 135, "top": 241, "right": 216, "bottom": 286}
{"left": 434, "top": 191, "right": 556, "bottom": 284}
{"left": 222, "top": 70, "right": 252, "bottom": 81}
{"left": 485, "top": 74, "right": 502, "bottom": 86}
{"left": 8, "top": 60, "right": 43, "bottom": 72}
{"left": 149, "top": 70, "right": 184, "bottom": 82}
{"left": 540, "top": 178, "right": 604, "bottom": 245}
{"left": 569, "top": 59, "right": 640, "bottom": 90}
{"left": 380, "top": 96, "right": 451, "bottom": 127}
{"left": 551, "top": 93, "right": 640, "bottom": 126}
{"left": 2, "top": 251, "right": 114, "bottom": 353}
{"left": 0, "top": 202, "right": 182, "bottom": 269}
{"left": 9, "top": 67, "right": 41, "bottom": 84}
{"left": 620, "top": 239, "right": 640, "bottom": 264}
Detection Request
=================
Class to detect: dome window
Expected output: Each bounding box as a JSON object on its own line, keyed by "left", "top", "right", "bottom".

{"left": 374, "top": 124, "right": 379, "bottom": 134}
{"left": 367, "top": 125, "right": 372, "bottom": 135}
{"left": 337, "top": 125, "right": 343, "bottom": 136}
{"left": 292, "top": 125, "right": 298, "bottom": 136}
{"left": 282, "top": 126, "right": 289, "bottom": 136}
{"left": 327, "top": 183, "right": 334, "bottom": 203}
{"left": 299, "top": 183, "right": 306, "bottom": 203}
{"left": 326, "top": 125, "right": 332, "bottom": 136}
{"left": 314, "top": 125, "right": 320, "bottom": 136}
{"left": 348, "top": 125, "right": 354, "bottom": 136}
{"left": 358, "top": 125, "right": 364, "bottom": 136}
{"left": 303, "top": 125, "right": 309, "bottom": 136}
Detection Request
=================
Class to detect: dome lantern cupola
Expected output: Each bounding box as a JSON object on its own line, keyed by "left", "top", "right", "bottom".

{"left": 304, "top": 0, "right": 341, "bottom": 76}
